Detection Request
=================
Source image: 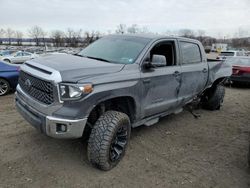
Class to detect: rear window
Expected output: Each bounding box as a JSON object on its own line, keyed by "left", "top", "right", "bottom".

{"left": 220, "top": 52, "right": 234, "bottom": 56}
{"left": 180, "top": 42, "right": 201, "bottom": 64}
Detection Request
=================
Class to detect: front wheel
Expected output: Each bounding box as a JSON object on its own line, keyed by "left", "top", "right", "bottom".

{"left": 87, "top": 111, "right": 131, "bottom": 171}
{"left": 0, "top": 78, "right": 10, "bottom": 96}
{"left": 201, "top": 84, "right": 225, "bottom": 110}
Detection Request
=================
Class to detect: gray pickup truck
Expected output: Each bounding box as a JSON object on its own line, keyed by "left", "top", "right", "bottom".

{"left": 15, "top": 34, "right": 231, "bottom": 170}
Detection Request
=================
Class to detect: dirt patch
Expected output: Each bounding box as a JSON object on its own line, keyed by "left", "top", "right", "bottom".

{"left": 0, "top": 87, "right": 250, "bottom": 188}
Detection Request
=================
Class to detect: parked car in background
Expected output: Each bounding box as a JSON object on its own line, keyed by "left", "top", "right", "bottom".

{"left": 226, "top": 57, "right": 250, "bottom": 84}
{"left": 0, "top": 50, "right": 16, "bottom": 57}
{"left": 1, "top": 51, "right": 39, "bottom": 64}
{"left": 0, "top": 61, "right": 20, "bottom": 96}
{"left": 217, "top": 50, "right": 245, "bottom": 60}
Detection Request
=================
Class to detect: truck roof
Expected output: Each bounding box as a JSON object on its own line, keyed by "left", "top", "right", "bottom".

{"left": 109, "top": 34, "right": 199, "bottom": 43}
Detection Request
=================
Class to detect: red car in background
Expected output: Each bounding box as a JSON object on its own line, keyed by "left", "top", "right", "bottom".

{"left": 226, "top": 57, "right": 250, "bottom": 85}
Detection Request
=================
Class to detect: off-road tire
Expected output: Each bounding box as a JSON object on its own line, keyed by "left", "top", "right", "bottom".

{"left": 87, "top": 110, "right": 131, "bottom": 171}
{"left": 202, "top": 84, "right": 225, "bottom": 110}
{"left": 0, "top": 78, "right": 10, "bottom": 96}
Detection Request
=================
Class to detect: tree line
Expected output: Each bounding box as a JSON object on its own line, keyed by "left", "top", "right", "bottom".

{"left": 0, "top": 26, "right": 101, "bottom": 47}
{"left": 0, "top": 25, "right": 249, "bottom": 50}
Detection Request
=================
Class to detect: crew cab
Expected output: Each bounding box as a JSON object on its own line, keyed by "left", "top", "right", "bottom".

{"left": 15, "top": 34, "right": 232, "bottom": 170}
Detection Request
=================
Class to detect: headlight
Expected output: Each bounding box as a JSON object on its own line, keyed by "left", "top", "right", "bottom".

{"left": 59, "top": 83, "right": 93, "bottom": 101}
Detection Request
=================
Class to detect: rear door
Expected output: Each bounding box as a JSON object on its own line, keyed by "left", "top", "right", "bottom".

{"left": 22, "top": 52, "right": 32, "bottom": 62}
{"left": 178, "top": 41, "right": 208, "bottom": 103}
{"left": 12, "top": 52, "right": 23, "bottom": 63}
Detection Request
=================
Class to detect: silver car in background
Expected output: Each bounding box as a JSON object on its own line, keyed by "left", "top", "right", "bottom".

{"left": 217, "top": 50, "right": 246, "bottom": 60}
{"left": 1, "top": 51, "right": 39, "bottom": 64}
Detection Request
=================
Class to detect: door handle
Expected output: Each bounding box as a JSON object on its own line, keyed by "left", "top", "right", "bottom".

{"left": 202, "top": 68, "right": 208, "bottom": 73}
{"left": 173, "top": 71, "right": 181, "bottom": 77}
{"left": 143, "top": 78, "right": 151, "bottom": 83}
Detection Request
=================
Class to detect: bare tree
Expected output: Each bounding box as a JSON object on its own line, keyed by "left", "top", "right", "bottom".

{"left": 72, "top": 29, "right": 82, "bottom": 47}
{"left": 83, "top": 31, "right": 100, "bottom": 46}
{"left": 197, "top": 29, "right": 206, "bottom": 43}
{"left": 127, "top": 24, "right": 139, "bottom": 34}
{"left": 178, "top": 29, "right": 195, "bottom": 38}
{"left": 28, "top": 26, "right": 46, "bottom": 46}
{"left": 51, "top": 30, "right": 65, "bottom": 47}
{"left": 65, "top": 28, "right": 82, "bottom": 47}
{"left": 0, "top": 28, "right": 5, "bottom": 44}
{"left": 6, "top": 28, "right": 14, "bottom": 45}
{"left": 116, "top": 24, "right": 126, "bottom": 34}
{"left": 140, "top": 26, "right": 149, "bottom": 33}
{"left": 65, "top": 28, "right": 74, "bottom": 46}
{"left": 41, "top": 30, "right": 47, "bottom": 46}
{"left": 15, "top": 30, "right": 23, "bottom": 46}
{"left": 197, "top": 30, "right": 205, "bottom": 37}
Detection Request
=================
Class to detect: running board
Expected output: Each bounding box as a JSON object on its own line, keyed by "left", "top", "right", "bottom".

{"left": 144, "top": 117, "right": 159, "bottom": 126}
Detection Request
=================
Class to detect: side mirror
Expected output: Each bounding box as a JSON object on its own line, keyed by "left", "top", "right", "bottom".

{"left": 151, "top": 55, "right": 166, "bottom": 67}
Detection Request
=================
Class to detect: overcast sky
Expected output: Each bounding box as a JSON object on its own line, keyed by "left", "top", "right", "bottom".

{"left": 1, "top": 0, "right": 250, "bottom": 38}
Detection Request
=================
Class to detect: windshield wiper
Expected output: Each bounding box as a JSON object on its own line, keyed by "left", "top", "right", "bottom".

{"left": 85, "top": 56, "right": 111, "bottom": 63}
{"left": 73, "top": 53, "right": 84, "bottom": 57}
{"left": 74, "top": 54, "right": 112, "bottom": 63}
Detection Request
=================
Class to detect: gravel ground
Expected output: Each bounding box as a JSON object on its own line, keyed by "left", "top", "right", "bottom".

{"left": 0, "top": 87, "right": 249, "bottom": 188}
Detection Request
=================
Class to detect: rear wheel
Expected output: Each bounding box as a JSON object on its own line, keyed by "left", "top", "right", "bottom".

{"left": 0, "top": 78, "right": 10, "bottom": 96}
{"left": 3, "top": 59, "right": 11, "bottom": 64}
{"left": 202, "top": 84, "right": 225, "bottom": 110}
{"left": 87, "top": 110, "right": 131, "bottom": 171}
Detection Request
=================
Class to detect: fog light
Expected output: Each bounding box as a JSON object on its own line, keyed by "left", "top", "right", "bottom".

{"left": 56, "top": 124, "right": 67, "bottom": 133}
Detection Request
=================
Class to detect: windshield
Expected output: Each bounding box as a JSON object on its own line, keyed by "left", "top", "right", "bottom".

{"left": 226, "top": 58, "right": 250, "bottom": 66}
{"left": 78, "top": 36, "right": 151, "bottom": 64}
{"left": 220, "top": 52, "right": 235, "bottom": 56}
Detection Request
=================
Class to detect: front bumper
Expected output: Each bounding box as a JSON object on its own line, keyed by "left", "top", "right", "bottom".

{"left": 15, "top": 92, "right": 87, "bottom": 139}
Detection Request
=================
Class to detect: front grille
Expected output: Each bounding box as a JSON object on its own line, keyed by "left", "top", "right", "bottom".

{"left": 19, "top": 71, "right": 54, "bottom": 105}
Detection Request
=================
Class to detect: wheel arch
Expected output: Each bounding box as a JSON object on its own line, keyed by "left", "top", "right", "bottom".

{"left": 3, "top": 58, "right": 11, "bottom": 63}
{"left": 212, "top": 77, "right": 226, "bottom": 87}
{"left": 87, "top": 95, "right": 137, "bottom": 126}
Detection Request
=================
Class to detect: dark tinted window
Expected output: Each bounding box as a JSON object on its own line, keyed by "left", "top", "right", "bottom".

{"left": 220, "top": 52, "right": 234, "bottom": 56}
{"left": 180, "top": 42, "right": 201, "bottom": 64}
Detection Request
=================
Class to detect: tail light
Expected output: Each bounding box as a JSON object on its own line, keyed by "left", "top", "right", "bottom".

{"left": 233, "top": 66, "right": 250, "bottom": 75}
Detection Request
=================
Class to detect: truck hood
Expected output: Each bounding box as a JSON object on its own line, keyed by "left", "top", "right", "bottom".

{"left": 27, "top": 54, "right": 125, "bottom": 82}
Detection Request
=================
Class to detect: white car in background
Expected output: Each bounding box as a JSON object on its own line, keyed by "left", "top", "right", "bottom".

{"left": 1, "top": 51, "right": 39, "bottom": 64}
{"left": 217, "top": 50, "right": 245, "bottom": 60}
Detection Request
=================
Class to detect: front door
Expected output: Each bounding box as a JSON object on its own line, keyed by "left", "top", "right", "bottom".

{"left": 140, "top": 40, "right": 182, "bottom": 118}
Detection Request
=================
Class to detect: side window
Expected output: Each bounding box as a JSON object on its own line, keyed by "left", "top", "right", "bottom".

{"left": 149, "top": 41, "right": 176, "bottom": 67}
{"left": 237, "top": 51, "right": 244, "bottom": 56}
{"left": 16, "top": 52, "right": 22, "bottom": 56}
{"left": 180, "top": 42, "right": 201, "bottom": 64}
{"left": 23, "top": 52, "right": 31, "bottom": 56}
